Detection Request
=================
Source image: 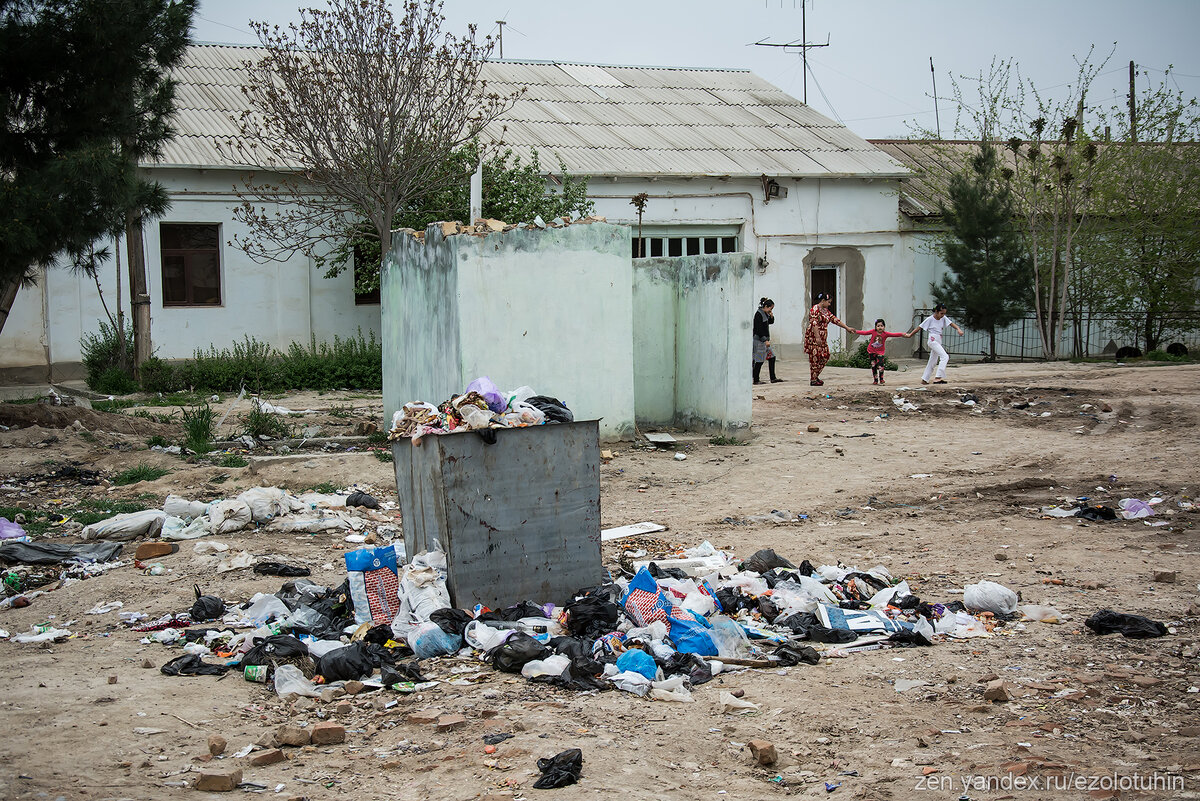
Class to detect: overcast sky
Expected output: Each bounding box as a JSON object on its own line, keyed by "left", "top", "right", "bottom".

{"left": 192, "top": 0, "right": 1200, "bottom": 140}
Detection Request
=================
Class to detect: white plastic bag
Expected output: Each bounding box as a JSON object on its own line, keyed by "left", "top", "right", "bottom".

{"left": 80, "top": 510, "right": 166, "bottom": 541}
{"left": 867, "top": 580, "right": 911, "bottom": 609}
{"left": 464, "top": 620, "right": 511, "bottom": 652}
{"left": 237, "top": 487, "right": 305, "bottom": 522}
{"left": 650, "top": 675, "right": 694, "bottom": 703}
{"left": 521, "top": 654, "right": 571, "bottom": 679}
{"left": 610, "top": 669, "right": 652, "bottom": 696}
{"left": 207, "top": 500, "right": 252, "bottom": 535}
{"left": 273, "top": 664, "right": 320, "bottom": 698}
{"left": 242, "top": 592, "right": 291, "bottom": 625}
{"left": 305, "top": 639, "right": 345, "bottom": 658}
{"left": 963, "top": 580, "right": 1018, "bottom": 615}
{"left": 1019, "top": 604, "right": 1063, "bottom": 623}
{"left": 162, "top": 516, "right": 213, "bottom": 541}
{"left": 505, "top": 386, "right": 537, "bottom": 407}
{"left": 707, "top": 616, "right": 753, "bottom": 659}
{"left": 720, "top": 691, "right": 760, "bottom": 714}
{"left": 163, "top": 495, "right": 209, "bottom": 520}
{"left": 216, "top": 550, "right": 254, "bottom": 573}
{"left": 391, "top": 551, "right": 451, "bottom": 638}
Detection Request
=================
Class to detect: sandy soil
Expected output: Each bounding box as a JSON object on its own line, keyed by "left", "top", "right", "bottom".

{"left": 0, "top": 359, "right": 1197, "bottom": 801}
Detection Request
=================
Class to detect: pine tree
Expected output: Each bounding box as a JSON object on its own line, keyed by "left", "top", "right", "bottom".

{"left": 0, "top": 0, "right": 196, "bottom": 337}
{"left": 934, "top": 142, "right": 1030, "bottom": 361}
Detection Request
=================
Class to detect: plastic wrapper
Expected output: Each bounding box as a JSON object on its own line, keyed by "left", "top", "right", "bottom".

{"left": 409, "top": 620, "right": 463, "bottom": 658}
{"left": 273, "top": 663, "right": 320, "bottom": 697}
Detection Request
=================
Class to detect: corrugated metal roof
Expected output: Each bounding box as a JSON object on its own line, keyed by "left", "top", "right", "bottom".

{"left": 153, "top": 44, "right": 907, "bottom": 178}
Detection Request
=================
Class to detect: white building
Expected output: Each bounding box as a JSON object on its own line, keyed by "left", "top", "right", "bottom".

{"left": 1, "top": 44, "right": 916, "bottom": 382}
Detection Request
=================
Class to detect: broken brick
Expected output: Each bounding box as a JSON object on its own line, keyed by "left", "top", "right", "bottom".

{"left": 249, "top": 748, "right": 286, "bottom": 767}
{"left": 194, "top": 769, "right": 242, "bottom": 792}
{"left": 208, "top": 734, "right": 227, "bottom": 756}
{"left": 310, "top": 722, "right": 345, "bottom": 745}
{"left": 436, "top": 714, "right": 468, "bottom": 733}
{"left": 276, "top": 725, "right": 311, "bottom": 747}
{"left": 746, "top": 739, "right": 777, "bottom": 766}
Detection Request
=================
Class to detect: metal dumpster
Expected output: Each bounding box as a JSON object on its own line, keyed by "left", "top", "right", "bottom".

{"left": 392, "top": 420, "right": 602, "bottom": 609}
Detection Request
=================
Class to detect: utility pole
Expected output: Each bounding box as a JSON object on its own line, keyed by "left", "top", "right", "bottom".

{"left": 752, "top": 2, "right": 829, "bottom": 105}
{"left": 1128, "top": 60, "right": 1137, "bottom": 142}
{"left": 496, "top": 20, "right": 505, "bottom": 59}
{"left": 930, "top": 57, "right": 941, "bottom": 139}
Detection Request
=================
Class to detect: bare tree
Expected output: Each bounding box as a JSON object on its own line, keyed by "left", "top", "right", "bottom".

{"left": 228, "top": 0, "right": 518, "bottom": 266}
{"left": 917, "top": 53, "right": 1108, "bottom": 358}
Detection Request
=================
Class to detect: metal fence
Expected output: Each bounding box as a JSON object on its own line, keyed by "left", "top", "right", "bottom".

{"left": 909, "top": 310, "right": 1200, "bottom": 361}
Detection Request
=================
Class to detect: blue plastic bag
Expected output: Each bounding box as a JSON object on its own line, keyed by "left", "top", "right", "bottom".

{"left": 466, "top": 376, "right": 506, "bottom": 413}
{"left": 621, "top": 568, "right": 717, "bottom": 656}
{"left": 409, "top": 621, "right": 463, "bottom": 658}
{"left": 615, "top": 648, "right": 658, "bottom": 681}
{"left": 344, "top": 545, "right": 399, "bottom": 625}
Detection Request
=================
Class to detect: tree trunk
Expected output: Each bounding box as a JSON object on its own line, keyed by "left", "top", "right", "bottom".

{"left": 989, "top": 327, "right": 997, "bottom": 362}
{"left": 125, "top": 211, "right": 152, "bottom": 378}
{"left": 0, "top": 275, "right": 21, "bottom": 337}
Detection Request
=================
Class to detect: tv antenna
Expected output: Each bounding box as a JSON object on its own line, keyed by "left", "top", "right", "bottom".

{"left": 752, "top": 0, "right": 829, "bottom": 104}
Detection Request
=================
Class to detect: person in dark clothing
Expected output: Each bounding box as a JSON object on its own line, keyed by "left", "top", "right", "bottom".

{"left": 752, "top": 298, "right": 783, "bottom": 384}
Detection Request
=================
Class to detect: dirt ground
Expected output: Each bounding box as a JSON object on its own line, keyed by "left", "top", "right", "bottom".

{"left": 0, "top": 358, "right": 1197, "bottom": 801}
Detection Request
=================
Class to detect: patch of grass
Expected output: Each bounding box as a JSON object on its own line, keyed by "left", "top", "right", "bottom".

{"left": 326, "top": 403, "right": 353, "bottom": 418}
{"left": 240, "top": 402, "right": 293, "bottom": 440}
{"left": 307, "top": 481, "right": 338, "bottom": 494}
{"left": 77, "top": 431, "right": 98, "bottom": 443}
{"left": 216, "top": 454, "right": 248, "bottom": 468}
{"left": 1145, "top": 349, "right": 1195, "bottom": 362}
{"left": 0, "top": 506, "right": 50, "bottom": 536}
{"left": 112, "top": 463, "right": 170, "bottom": 486}
{"left": 181, "top": 402, "right": 216, "bottom": 454}
{"left": 1, "top": 398, "right": 38, "bottom": 405}
{"left": 373, "top": 449, "right": 394, "bottom": 463}
{"left": 709, "top": 435, "right": 747, "bottom": 446}
{"left": 209, "top": 473, "right": 229, "bottom": 484}
{"left": 146, "top": 435, "right": 169, "bottom": 448}
{"left": 366, "top": 431, "right": 389, "bottom": 445}
{"left": 131, "top": 409, "right": 153, "bottom": 419}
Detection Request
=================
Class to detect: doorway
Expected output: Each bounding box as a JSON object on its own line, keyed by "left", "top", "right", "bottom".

{"left": 810, "top": 264, "right": 841, "bottom": 350}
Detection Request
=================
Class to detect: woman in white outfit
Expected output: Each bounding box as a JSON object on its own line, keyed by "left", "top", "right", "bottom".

{"left": 907, "top": 304, "right": 964, "bottom": 384}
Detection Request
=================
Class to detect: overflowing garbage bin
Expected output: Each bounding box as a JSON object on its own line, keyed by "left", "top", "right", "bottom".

{"left": 392, "top": 420, "right": 602, "bottom": 609}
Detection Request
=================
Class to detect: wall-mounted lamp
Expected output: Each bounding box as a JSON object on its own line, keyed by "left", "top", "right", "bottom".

{"left": 760, "top": 174, "right": 788, "bottom": 204}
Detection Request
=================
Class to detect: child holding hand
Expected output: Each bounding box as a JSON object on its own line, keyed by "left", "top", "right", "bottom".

{"left": 853, "top": 318, "right": 913, "bottom": 385}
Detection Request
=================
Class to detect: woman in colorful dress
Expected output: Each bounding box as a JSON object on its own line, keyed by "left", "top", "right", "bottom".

{"left": 803, "top": 292, "right": 855, "bottom": 386}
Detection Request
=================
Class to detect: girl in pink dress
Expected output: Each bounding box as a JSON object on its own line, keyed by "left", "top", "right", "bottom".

{"left": 852, "top": 318, "right": 913, "bottom": 385}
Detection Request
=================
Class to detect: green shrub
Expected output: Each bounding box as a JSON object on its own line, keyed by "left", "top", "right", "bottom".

{"left": 827, "top": 342, "right": 898, "bottom": 371}
{"left": 181, "top": 402, "right": 216, "bottom": 453}
{"left": 147, "top": 435, "right": 169, "bottom": 448}
{"left": 373, "top": 449, "right": 394, "bottom": 463}
{"left": 80, "top": 322, "right": 133, "bottom": 390}
{"left": 241, "top": 402, "right": 292, "bottom": 439}
{"left": 139, "top": 357, "right": 182, "bottom": 393}
{"left": 216, "top": 454, "right": 248, "bottom": 468}
{"left": 1145, "top": 349, "right": 1191, "bottom": 362}
{"left": 95, "top": 366, "right": 138, "bottom": 395}
{"left": 366, "top": 431, "right": 389, "bottom": 445}
{"left": 113, "top": 463, "right": 169, "bottom": 485}
{"left": 165, "top": 331, "right": 382, "bottom": 392}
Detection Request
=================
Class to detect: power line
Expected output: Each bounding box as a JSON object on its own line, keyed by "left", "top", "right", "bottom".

{"left": 196, "top": 14, "right": 254, "bottom": 38}
{"left": 805, "top": 61, "right": 843, "bottom": 125}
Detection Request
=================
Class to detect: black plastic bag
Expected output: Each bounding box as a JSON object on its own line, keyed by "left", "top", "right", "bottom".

{"left": 896, "top": 594, "right": 921, "bottom": 610}
{"left": 254, "top": 562, "right": 311, "bottom": 577}
{"left": 161, "top": 654, "right": 229, "bottom": 677}
{"left": 494, "top": 601, "right": 550, "bottom": 622}
{"left": 189, "top": 584, "right": 225, "bottom": 621}
{"left": 430, "top": 608, "right": 474, "bottom": 637}
{"left": 1085, "top": 609, "right": 1168, "bottom": 639}
{"left": 487, "top": 632, "right": 550, "bottom": 673}
{"left": 564, "top": 595, "right": 619, "bottom": 641}
{"left": 889, "top": 629, "right": 933, "bottom": 647}
{"left": 381, "top": 660, "right": 430, "bottom": 686}
{"left": 526, "top": 396, "right": 574, "bottom": 424}
{"left": 742, "top": 548, "right": 796, "bottom": 574}
{"left": 1075, "top": 505, "right": 1118, "bottom": 521}
{"left": 838, "top": 600, "right": 870, "bottom": 610}
{"left": 777, "top": 613, "right": 856, "bottom": 644}
{"left": 775, "top": 612, "right": 819, "bottom": 635}
{"left": 647, "top": 562, "right": 690, "bottom": 581}
{"left": 533, "top": 748, "right": 583, "bottom": 789}
{"left": 797, "top": 559, "right": 816, "bottom": 577}
{"left": 756, "top": 596, "right": 780, "bottom": 620}
{"left": 242, "top": 634, "right": 309, "bottom": 666}
{"left": 550, "top": 636, "right": 605, "bottom": 679}
{"left": 345, "top": 491, "right": 379, "bottom": 509}
{"left": 809, "top": 625, "right": 858, "bottom": 644}
{"left": 761, "top": 568, "right": 800, "bottom": 588}
{"left": 665, "top": 651, "right": 713, "bottom": 685}
{"left": 715, "top": 587, "right": 755, "bottom": 614}
{"left": 315, "top": 642, "right": 378, "bottom": 681}
{"left": 773, "top": 643, "right": 820, "bottom": 666}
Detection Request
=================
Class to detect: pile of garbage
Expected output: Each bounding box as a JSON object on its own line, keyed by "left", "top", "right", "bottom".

{"left": 70, "top": 486, "right": 386, "bottom": 543}
{"left": 1039, "top": 491, "right": 1191, "bottom": 524}
{"left": 106, "top": 540, "right": 1145, "bottom": 707}
{"left": 389, "top": 376, "right": 573, "bottom": 439}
